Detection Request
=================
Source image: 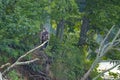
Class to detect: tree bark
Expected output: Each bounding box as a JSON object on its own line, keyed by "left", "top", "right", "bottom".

{"left": 56, "top": 19, "right": 65, "bottom": 42}
{"left": 78, "top": 16, "right": 89, "bottom": 46}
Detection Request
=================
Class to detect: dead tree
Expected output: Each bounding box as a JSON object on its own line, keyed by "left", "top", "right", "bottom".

{"left": 81, "top": 26, "right": 120, "bottom": 80}
{"left": 0, "top": 41, "right": 48, "bottom": 80}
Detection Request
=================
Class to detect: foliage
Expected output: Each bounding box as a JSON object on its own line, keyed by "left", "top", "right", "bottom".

{"left": 0, "top": 0, "right": 42, "bottom": 64}
{"left": 45, "top": 31, "right": 88, "bottom": 79}
{"left": 50, "top": 0, "right": 79, "bottom": 21}
{"left": 8, "top": 70, "right": 23, "bottom": 80}
{"left": 84, "top": 0, "right": 120, "bottom": 61}
{"left": 86, "top": 0, "right": 120, "bottom": 30}
{"left": 109, "top": 71, "right": 118, "bottom": 79}
{"left": 0, "top": 0, "right": 120, "bottom": 80}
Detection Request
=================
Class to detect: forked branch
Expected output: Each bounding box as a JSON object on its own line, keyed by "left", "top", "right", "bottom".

{"left": 1, "top": 40, "right": 48, "bottom": 77}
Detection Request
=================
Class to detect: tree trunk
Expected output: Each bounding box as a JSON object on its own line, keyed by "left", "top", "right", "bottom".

{"left": 56, "top": 19, "right": 65, "bottom": 42}
{"left": 76, "top": 0, "right": 89, "bottom": 46}
{"left": 78, "top": 16, "right": 89, "bottom": 46}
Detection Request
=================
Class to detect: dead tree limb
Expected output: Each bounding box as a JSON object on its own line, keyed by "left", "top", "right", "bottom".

{"left": 80, "top": 26, "right": 120, "bottom": 80}
{"left": 17, "top": 40, "right": 48, "bottom": 62}
{"left": 1, "top": 40, "right": 48, "bottom": 77}
{"left": 0, "top": 63, "right": 10, "bottom": 70}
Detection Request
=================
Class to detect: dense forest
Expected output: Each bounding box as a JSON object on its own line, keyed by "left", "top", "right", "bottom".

{"left": 0, "top": 0, "right": 120, "bottom": 80}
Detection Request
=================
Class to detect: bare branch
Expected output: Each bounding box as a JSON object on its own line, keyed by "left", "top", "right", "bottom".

{"left": 17, "top": 40, "right": 48, "bottom": 62}
{"left": 0, "top": 63, "right": 10, "bottom": 69}
{"left": 111, "top": 29, "right": 120, "bottom": 44}
{"left": 80, "top": 26, "right": 120, "bottom": 80}
{"left": 92, "top": 28, "right": 120, "bottom": 80}
{"left": 99, "top": 28, "right": 120, "bottom": 57}
{"left": 16, "top": 58, "right": 39, "bottom": 66}
{"left": 1, "top": 40, "right": 48, "bottom": 76}
{"left": 99, "top": 43, "right": 111, "bottom": 57}
{"left": 98, "top": 25, "right": 115, "bottom": 55}
{"left": 2, "top": 58, "right": 39, "bottom": 76}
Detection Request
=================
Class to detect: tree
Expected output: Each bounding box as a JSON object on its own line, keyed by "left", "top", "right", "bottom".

{"left": 75, "top": 0, "right": 120, "bottom": 79}
{"left": 50, "top": 0, "right": 79, "bottom": 41}
{"left": 1, "top": 0, "right": 120, "bottom": 80}
{"left": 0, "top": 41, "right": 48, "bottom": 80}
{"left": 0, "top": 0, "right": 48, "bottom": 64}
{"left": 76, "top": 0, "right": 89, "bottom": 46}
{"left": 81, "top": 26, "right": 120, "bottom": 80}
